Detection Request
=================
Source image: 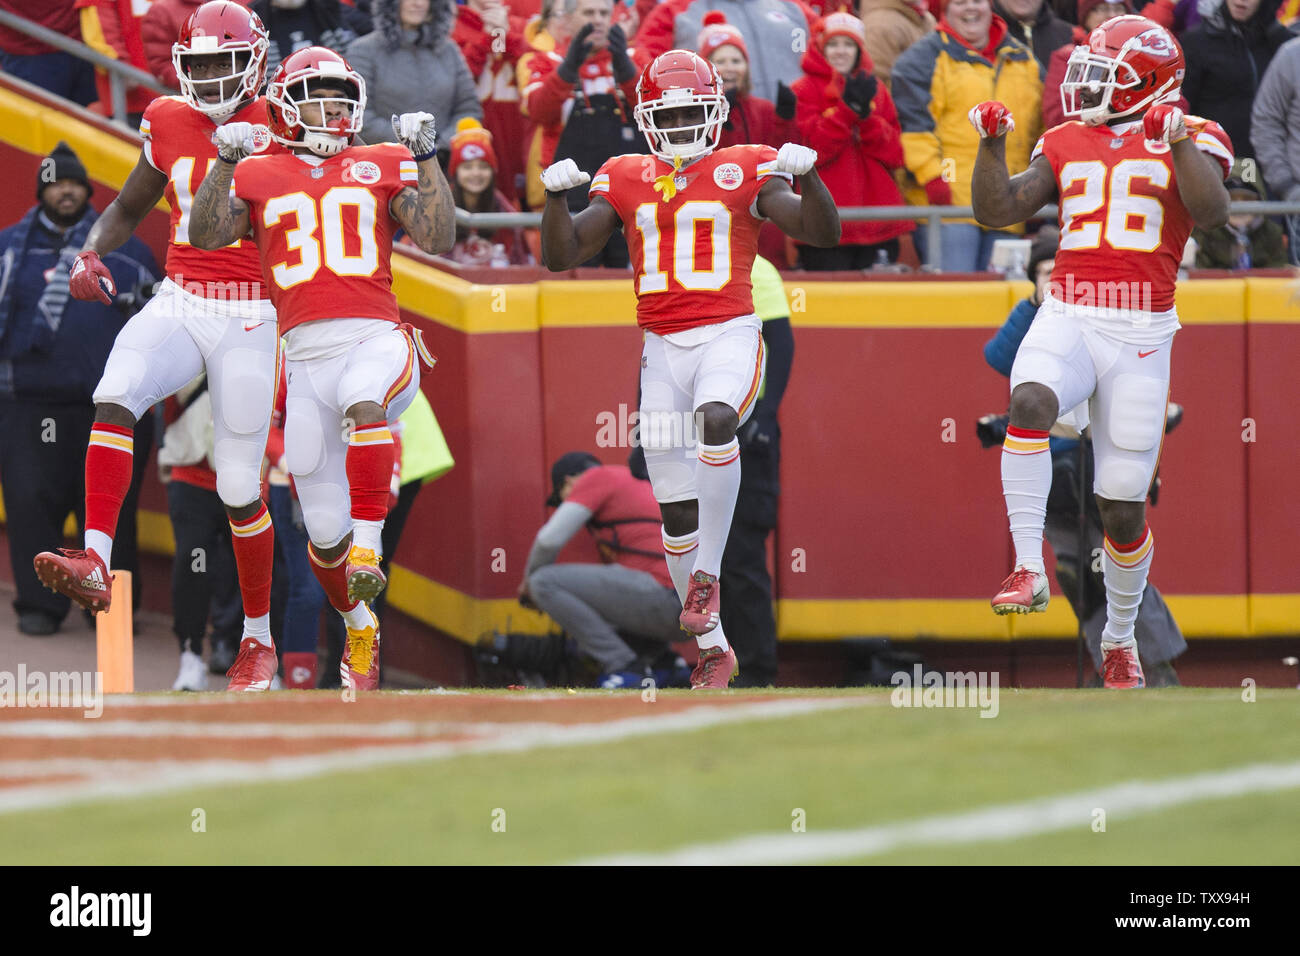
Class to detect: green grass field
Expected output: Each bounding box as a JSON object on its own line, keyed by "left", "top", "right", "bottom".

{"left": 3, "top": 688, "right": 1298, "bottom": 865}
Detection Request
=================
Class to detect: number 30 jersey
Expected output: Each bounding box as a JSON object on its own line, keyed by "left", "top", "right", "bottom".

{"left": 233, "top": 143, "right": 417, "bottom": 334}
{"left": 1032, "top": 117, "right": 1233, "bottom": 315}
{"left": 141, "top": 95, "right": 279, "bottom": 299}
{"left": 589, "top": 145, "right": 791, "bottom": 335}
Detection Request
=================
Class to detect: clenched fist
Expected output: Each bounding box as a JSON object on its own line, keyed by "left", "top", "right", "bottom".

{"left": 774, "top": 142, "right": 817, "bottom": 176}
{"left": 540, "top": 158, "right": 590, "bottom": 194}
{"left": 69, "top": 250, "right": 115, "bottom": 304}
{"left": 392, "top": 111, "right": 438, "bottom": 159}
{"left": 1143, "top": 104, "right": 1187, "bottom": 146}
{"left": 214, "top": 121, "right": 261, "bottom": 163}
{"left": 969, "top": 101, "right": 1015, "bottom": 139}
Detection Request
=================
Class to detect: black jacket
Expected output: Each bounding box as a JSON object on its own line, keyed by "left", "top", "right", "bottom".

{"left": 995, "top": 1, "right": 1075, "bottom": 71}
{"left": 1181, "top": 0, "right": 1292, "bottom": 160}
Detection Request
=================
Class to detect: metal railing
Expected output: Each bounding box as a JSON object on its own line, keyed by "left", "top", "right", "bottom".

{"left": 460, "top": 200, "right": 1300, "bottom": 272}
{"left": 0, "top": 8, "right": 169, "bottom": 126}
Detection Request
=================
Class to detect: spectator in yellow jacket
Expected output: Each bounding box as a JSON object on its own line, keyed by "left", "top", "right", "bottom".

{"left": 891, "top": 0, "right": 1043, "bottom": 270}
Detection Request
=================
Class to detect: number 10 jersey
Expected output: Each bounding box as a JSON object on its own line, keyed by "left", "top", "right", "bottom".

{"left": 589, "top": 144, "right": 791, "bottom": 335}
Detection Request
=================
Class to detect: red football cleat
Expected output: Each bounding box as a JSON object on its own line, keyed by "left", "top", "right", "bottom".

{"left": 226, "top": 637, "right": 278, "bottom": 692}
{"left": 679, "top": 570, "right": 720, "bottom": 635}
{"left": 345, "top": 546, "right": 387, "bottom": 605}
{"left": 691, "top": 645, "right": 737, "bottom": 689}
{"left": 33, "top": 548, "right": 112, "bottom": 613}
{"left": 341, "top": 605, "right": 381, "bottom": 691}
{"left": 1101, "top": 643, "right": 1146, "bottom": 689}
{"left": 991, "top": 565, "right": 1049, "bottom": 615}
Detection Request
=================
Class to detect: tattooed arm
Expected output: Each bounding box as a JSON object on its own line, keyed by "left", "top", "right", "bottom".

{"left": 971, "top": 139, "right": 1057, "bottom": 230}
{"left": 190, "top": 158, "right": 252, "bottom": 251}
{"left": 390, "top": 155, "right": 456, "bottom": 256}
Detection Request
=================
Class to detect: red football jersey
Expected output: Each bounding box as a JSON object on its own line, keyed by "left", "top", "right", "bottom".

{"left": 231, "top": 143, "right": 418, "bottom": 334}
{"left": 140, "top": 95, "right": 277, "bottom": 299}
{"left": 588, "top": 145, "right": 791, "bottom": 335}
{"left": 1032, "top": 117, "right": 1234, "bottom": 313}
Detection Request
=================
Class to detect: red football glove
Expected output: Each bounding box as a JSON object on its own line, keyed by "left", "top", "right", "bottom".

{"left": 1144, "top": 104, "right": 1187, "bottom": 146}
{"left": 69, "top": 250, "right": 115, "bottom": 305}
{"left": 969, "top": 101, "right": 1015, "bottom": 139}
{"left": 924, "top": 177, "right": 953, "bottom": 206}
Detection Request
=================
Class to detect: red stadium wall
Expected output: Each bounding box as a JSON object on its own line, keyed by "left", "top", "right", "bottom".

{"left": 3, "top": 77, "right": 1299, "bottom": 649}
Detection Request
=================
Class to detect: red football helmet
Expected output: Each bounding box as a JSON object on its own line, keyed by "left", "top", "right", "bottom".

{"left": 633, "top": 50, "right": 729, "bottom": 163}
{"left": 172, "top": 0, "right": 268, "bottom": 118}
{"left": 266, "top": 47, "right": 366, "bottom": 156}
{"left": 1060, "top": 15, "right": 1184, "bottom": 126}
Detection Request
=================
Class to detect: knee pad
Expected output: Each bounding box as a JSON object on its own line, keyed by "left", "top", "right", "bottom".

{"left": 92, "top": 348, "right": 154, "bottom": 417}
{"left": 1107, "top": 374, "right": 1166, "bottom": 453}
{"left": 214, "top": 347, "right": 276, "bottom": 436}
{"left": 284, "top": 398, "right": 326, "bottom": 478}
{"left": 214, "top": 457, "right": 262, "bottom": 509}
{"left": 297, "top": 481, "right": 351, "bottom": 549}
{"left": 1095, "top": 458, "right": 1153, "bottom": 502}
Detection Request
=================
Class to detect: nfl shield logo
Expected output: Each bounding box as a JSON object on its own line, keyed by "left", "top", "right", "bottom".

{"left": 1110, "top": 138, "right": 1124, "bottom": 149}
{"left": 311, "top": 167, "right": 325, "bottom": 178}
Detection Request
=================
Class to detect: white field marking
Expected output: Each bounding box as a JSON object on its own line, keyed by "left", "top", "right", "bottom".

{"left": 0, "top": 720, "right": 503, "bottom": 739}
{"left": 574, "top": 759, "right": 1300, "bottom": 866}
{"left": 0, "top": 697, "right": 869, "bottom": 815}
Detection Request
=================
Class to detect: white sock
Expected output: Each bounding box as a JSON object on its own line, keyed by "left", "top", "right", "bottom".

{"left": 244, "top": 613, "right": 272, "bottom": 647}
{"left": 352, "top": 520, "right": 384, "bottom": 555}
{"left": 1102, "top": 525, "right": 1153, "bottom": 646}
{"left": 85, "top": 530, "right": 113, "bottom": 568}
{"left": 694, "top": 439, "right": 741, "bottom": 576}
{"left": 661, "top": 528, "right": 698, "bottom": 605}
{"left": 662, "top": 528, "right": 728, "bottom": 652}
{"left": 1001, "top": 427, "right": 1051, "bottom": 574}
{"left": 341, "top": 601, "right": 373, "bottom": 631}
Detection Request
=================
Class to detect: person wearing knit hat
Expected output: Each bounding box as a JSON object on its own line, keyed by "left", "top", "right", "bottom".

{"left": 443, "top": 118, "right": 534, "bottom": 266}
{"left": 790, "top": 12, "right": 914, "bottom": 269}
{"left": 36, "top": 142, "right": 93, "bottom": 215}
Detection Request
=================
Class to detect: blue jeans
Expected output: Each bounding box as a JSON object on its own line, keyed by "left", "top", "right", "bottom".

{"left": 268, "top": 485, "right": 328, "bottom": 655}
{"left": 915, "top": 222, "right": 1015, "bottom": 272}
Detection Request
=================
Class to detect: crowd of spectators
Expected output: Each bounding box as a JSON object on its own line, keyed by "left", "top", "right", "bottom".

{"left": 4, "top": 0, "right": 1300, "bottom": 269}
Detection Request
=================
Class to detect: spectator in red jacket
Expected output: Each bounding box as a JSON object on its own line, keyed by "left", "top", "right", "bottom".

{"left": 0, "top": 0, "right": 97, "bottom": 105}
{"left": 140, "top": 0, "right": 204, "bottom": 88}
{"left": 698, "top": 11, "right": 796, "bottom": 264}
{"left": 441, "top": 118, "right": 535, "bottom": 265}
{"left": 453, "top": 0, "right": 531, "bottom": 204}
{"left": 792, "top": 12, "right": 912, "bottom": 269}
{"left": 1041, "top": 0, "right": 1131, "bottom": 129}
{"left": 76, "top": 0, "right": 158, "bottom": 123}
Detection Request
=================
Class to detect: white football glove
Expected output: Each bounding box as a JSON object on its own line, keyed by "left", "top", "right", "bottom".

{"left": 774, "top": 142, "right": 817, "bottom": 177}
{"left": 214, "top": 121, "right": 260, "bottom": 163}
{"left": 393, "top": 111, "right": 438, "bottom": 158}
{"left": 540, "top": 158, "right": 591, "bottom": 194}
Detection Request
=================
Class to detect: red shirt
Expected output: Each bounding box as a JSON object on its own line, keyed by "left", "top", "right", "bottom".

{"left": 589, "top": 144, "right": 790, "bottom": 335}
{"left": 141, "top": 95, "right": 278, "bottom": 298}
{"left": 232, "top": 142, "right": 417, "bottom": 333}
{"left": 566, "top": 465, "right": 672, "bottom": 590}
{"left": 1032, "top": 117, "right": 1233, "bottom": 313}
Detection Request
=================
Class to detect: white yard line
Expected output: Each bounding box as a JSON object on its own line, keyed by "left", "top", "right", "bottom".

{"left": 0, "top": 697, "right": 868, "bottom": 815}
{"left": 574, "top": 760, "right": 1300, "bottom": 865}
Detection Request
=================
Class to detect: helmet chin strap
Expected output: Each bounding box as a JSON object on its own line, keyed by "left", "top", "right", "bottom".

{"left": 302, "top": 130, "right": 349, "bottom": 156}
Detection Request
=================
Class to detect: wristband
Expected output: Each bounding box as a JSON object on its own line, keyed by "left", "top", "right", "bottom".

{"left": 412, "top": 148, "right": 437, "bottom": 162}
{"left": 217, "top": 152, "right": 240, "bottom": 164}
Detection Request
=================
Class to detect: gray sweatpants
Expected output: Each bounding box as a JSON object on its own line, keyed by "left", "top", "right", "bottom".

{"left": 527, "top": 563, "right": 682, "bottom": 671}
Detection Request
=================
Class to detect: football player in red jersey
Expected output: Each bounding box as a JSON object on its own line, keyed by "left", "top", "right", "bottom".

{"left": 538, "top": 50, "right": 840, "bottom": 689}
{"left": 187, "top": 46, "right": 454, "bottom": 691}
{"left": 969, "top": 15, "right": 1232, "bottom": 688}
{"left": 32, "top": 0, "right": 286, "bottom": 692}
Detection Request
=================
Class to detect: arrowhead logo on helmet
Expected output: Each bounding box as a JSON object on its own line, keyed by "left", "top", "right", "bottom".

{"left": 633, "top": 50, "right": 729, "bottom": 164}
{"left": 172, "top": 0, "right": 269, "bottom": 119}
{"left": 1061, "top": 15, "right": 1183, "bottom": 127}
{"left": 266, "top": 47, "right": 367, "bottom": 157}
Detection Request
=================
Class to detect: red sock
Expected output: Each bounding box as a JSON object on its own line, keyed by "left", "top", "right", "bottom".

{"left": 229, "top": 502, "right": 274, "bottom": 619}
{"left": 84, "top": 423, "right": 134, "bottom": 537}
{"left": 346, "top": 422, "right": 395, "bottom": 522}
{"left": 308, "top": 543, "right": 359, "bottom": 613}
